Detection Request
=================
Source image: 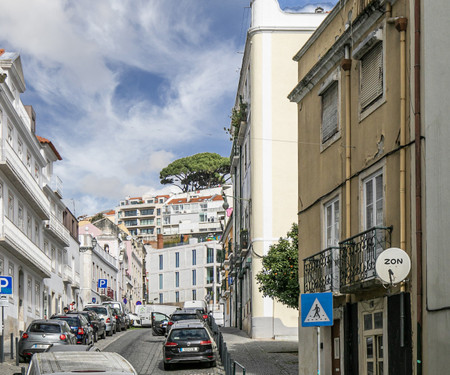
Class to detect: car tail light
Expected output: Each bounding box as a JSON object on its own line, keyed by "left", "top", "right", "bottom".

{"left": 78, "top": 328, "right": 84, "bottom": 335}
{"left": 165, "top": 342, "right": 178, "bottom": 347}
{"left": 60, "top": 334, "right": 67, "bottom": 341}
{"left": 115, "top": 315, "right": 119, "bottom": 319}
{"left": 21, "top": 333, "right": 29, "bottom": 339}
{"left": 106, "top": 318, "right": 111, "bottom": 323}
{"left": 202, "top": 314, "right": 208, "bottom": 320}
{"left": 168, "top": 321, "right": 173, "bottom": 326}
{"left": 200, "top": 340, "right": 212, "bottom": 345}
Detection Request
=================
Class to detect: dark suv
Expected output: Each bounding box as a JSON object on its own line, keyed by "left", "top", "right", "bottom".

{"left": 163, "top": 320, "right": 217, "bottom": 370}
{"left": 50, "top": 313, "right": 94, "bottom": 345}
{"left": 165, "top": 308, "right": 206, "bottom": 335}
{"left": 77, "top": 310, "right": 106, "bottom": 341}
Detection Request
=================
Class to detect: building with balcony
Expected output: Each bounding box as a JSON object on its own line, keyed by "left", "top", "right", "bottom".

{"left": 226, "top": 0, "right": 327, "bottom": 339}
{"left": 287, "top": 0, "right": 424, "bottom": 373}
{"left": 116, "top": 194, "right": 169, "bottom": 244}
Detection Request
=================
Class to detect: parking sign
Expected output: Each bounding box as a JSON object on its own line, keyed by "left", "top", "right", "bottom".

{"left": 0, "top": 276, "right": 13, "bottom": 295}
{"left": 98, "top": 279, "right": 107, "bottom": 288}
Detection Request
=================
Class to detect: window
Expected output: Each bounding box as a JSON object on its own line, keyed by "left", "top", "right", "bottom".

{"left": 18, "top": 203, "right": 24, "bottom": 231}
{"left": 159, "top": 255, "right": 163, "bottom": 270}
{"left": 124, "top": 210, "right": 137, "bottom": 217}
{"left": 27, "top": 214, "right": 32, "bottom": 238}
{"left": 26, "top": 151, "right": 31, "bottom": 170}
{"left": 360, "top": 42, "right": 383, "bottom": 111}
{"left": 8, "top": 193, "right": 14, "bottom": 222}
{"left": 34, "top": 161, "right": 39, "bottom": 180}
{"left": 7, "top": 122, "right": 13, "bottom": 145}
{"left": 175, "top": 291, "right": 179, "bottom": 303}
{"left": 192, "top": 270, "right": 197, "bottom": 286}
{"left": 192, "top": 249, "right": 197, "bottom": 266}
{"left": 51, "top": 247, "right": 56, "bottom": 271}
{"left": 159, "top": 293, "right": 163, "bottom": 303}
{"left": 207, "top": 248, "right": 214, "bottom": 264}
{"left": 206, "top": 267, "right": 214, "bottom": 284}
{"left": 199, "top": 213, "right": 207, "bottom": 222}
{"left": 140, "top": 209, "right": 154, "bottom": 215}
{"left": 321, "top": 81, "right": 339, "bottom": 144}
{"left": 18, "top": 139, "right": 23, "bottom": 158}
{"left": 362, "top": 306, "right": 384, "bottom": 375}
{"left": 124, "top": 220, "right": 137, "bottom": 226}
{"left": 175, "top": 272, "right": 179, "bottom": 288}
{"left": 140, "top": 219, "right": 154, "bottom": 225}
{"left": 35, "top": 282, "right": 41, "bottom": 313}
{"left": 324, "top": 198, "right": 340, "bottom": 247}
{"left": 140, "top": 228, "right": 153, "bottom": 234}
{"left": 363, "top": 171, "right": 384, "bottom": 230}
{"left": 159, "top": 274, "right": 163, "bottom": 289}
{"left": 175, "top": 252, "right": 180, "bottom": 268}
{"left": 192, "top": 289, "right": 197, "bottom": 300}
{"left": 27, "top": 277, "right": 32, "bottom": 309}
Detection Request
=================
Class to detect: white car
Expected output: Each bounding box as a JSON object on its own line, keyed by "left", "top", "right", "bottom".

{"left": 128, "top": 312, "right": 141, "bottom": 327}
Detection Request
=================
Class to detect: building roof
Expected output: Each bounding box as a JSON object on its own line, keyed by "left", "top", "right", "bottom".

{"left": 36, "top": 135, "right": 62, "bottom": 160}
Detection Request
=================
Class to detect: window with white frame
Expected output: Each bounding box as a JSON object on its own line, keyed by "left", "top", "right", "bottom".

{"left": 360, "top": 42, "right": 383, "bottom": 111}
{"left": 35, "top": 282, "right": 41, "bottom": 313}
{"left": 324, "top": 198, "right": 340, "bottom": 247}
{"left": 159, "top": 274, "right": 163, "bottom": 289}
{"left": 321, "top": 81, "right": 339, "bottom": 144}
{"left": 8, "top": 193, "right": 14, "bottom": 222}
{"left": 159, "top": 254, "right": 163, "bottom": 270}
{"left": 7, "top": 122, "right": 13, "bottom": 145}
{"left": 18, "top": 203, "right": 24, "bottom": 231}
{"left": 175, "top": 272, "right": 179, "bottom": 288}
{"left": 27, "top": 277, "right": 32, "bottom": 309}
{"left": 363, "top": 170, "right": 384, "bottom": 230}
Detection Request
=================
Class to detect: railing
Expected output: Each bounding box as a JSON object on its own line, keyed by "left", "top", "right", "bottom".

{"left": 339, "top": 226, "right": 392, "bottom": 292}
{"left": 50, "top": 175, "right": 63, "bottom": 198}
{"left": 303, "top": 246, "right": 340, "bottom": 293}
{"left": 45, "top": 212, "right": 70, "bottom": 246}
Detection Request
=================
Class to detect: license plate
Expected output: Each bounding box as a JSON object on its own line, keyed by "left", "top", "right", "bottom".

{"left": 180, "top": 347, "right": 198, "bottom": 352}
{"left": 32, "top": 344, "right": 49, "bottom": 349}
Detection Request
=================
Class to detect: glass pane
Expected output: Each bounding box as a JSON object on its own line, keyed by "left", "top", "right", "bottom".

{"left": 367, "top": 362, "right": 374, "bottom": 375}
{"left": 366, "top": 337, "right": 374, "bottom": 358}
{"left": 378, "top": 361, "right": 383, "bottom": 375}
{"left": 374, "top": 312, "right": 383, "bottom": 329}
{"left": 364, "top": 314, "right": 373, "bottom": 331}
{"left": 377, "top": 336, "right": 383, "bottom": 358}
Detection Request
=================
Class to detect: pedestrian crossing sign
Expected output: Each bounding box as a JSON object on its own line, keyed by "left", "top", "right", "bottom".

{"left": 301, "top": 292, "right": 333, "bottom": 327}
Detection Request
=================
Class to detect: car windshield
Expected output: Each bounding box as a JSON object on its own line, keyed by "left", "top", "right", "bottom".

{"left": 171, "top": 314, "right": 198, "bottom": 321}
{"left": 169, "top": 328, "right": 209, "bottom": 341}
{"left": 29, "top": 323, "right": 61, "bottom": 333}
{"left": 53, "top": 317, "right": 80, "bottom": 327}
{"left": 85, "top": 307, "right": 107, "bottom": 315}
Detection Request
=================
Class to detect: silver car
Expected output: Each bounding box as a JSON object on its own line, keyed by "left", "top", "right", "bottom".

{"left": 83, "top": 304, "right": 117, "bottom": 336}
{"left": 18, "top": 320, "right": 76, "bottom": 362}
{"left": 21, "top": 351, "right": 138, "bottom": 375}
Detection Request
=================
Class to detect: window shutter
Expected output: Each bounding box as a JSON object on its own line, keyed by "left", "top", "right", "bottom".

{"left": 321, "top": 81, "right": 339, "bottom": 143}
{"left": 360, "top": 42, "right": 383, "bottom": 110}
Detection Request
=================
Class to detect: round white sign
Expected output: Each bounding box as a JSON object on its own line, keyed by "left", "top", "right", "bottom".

{"left": 375, "top": 247, "right": 411, "bottom": 284}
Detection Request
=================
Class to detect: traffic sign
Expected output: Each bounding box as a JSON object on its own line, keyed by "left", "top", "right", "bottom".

{"left": 92, "top": 297, "right": 96, "bottom": 303}
{"left": 301, "top": 292, "right": 333, "bottom": 327}
{"left": 98, "top": 279, "right": 107, "bottom": 288}
{"left": 0, "top": 276, "right": 12, "bottom": 294}
{"left": 0, "top": 295, "right": 9, "bottom": 307}
{"left": 123, "top": 298, "right": 127, "bottom": 305}
{"left": 136, "top": 301, "right": 142, "bottom": 305}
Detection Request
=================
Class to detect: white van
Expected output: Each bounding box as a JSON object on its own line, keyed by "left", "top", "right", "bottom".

{"left": 136, "top": 305, "right": 178, "bottom": 327}
{"left": 183, "top": 300, "right": 207, "bottom": 313}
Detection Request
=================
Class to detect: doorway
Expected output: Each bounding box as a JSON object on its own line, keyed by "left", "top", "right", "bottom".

{"left": 332, "top": 319, "right": 341, "bottom": 375}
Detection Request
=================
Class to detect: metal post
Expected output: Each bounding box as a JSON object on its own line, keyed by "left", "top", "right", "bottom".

{"left": 10, "top": 332, "right": 13, "bottom": 359}
{"left": 317, "top": 327, "right": 321, "bottom": 375}
{"left": 16, "top": 337, "right": 19, "bottom": 366}
{"left": 1, "top": 305, "right": 4, "bottom": 363}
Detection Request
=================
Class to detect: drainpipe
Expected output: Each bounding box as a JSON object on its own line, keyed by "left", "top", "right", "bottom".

{"left": 341, "top": 46, "right": 352, "bottom": 240}
{"left": 414, "top": 0, "right": 423, "bottom": 372}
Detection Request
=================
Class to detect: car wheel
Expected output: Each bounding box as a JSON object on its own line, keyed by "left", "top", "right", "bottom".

{"left": 94, "top": 331, "right": 98, "bottom": 342}
{"left": 163, "top": 363, "right": 172, "bottom": 371}
{"left": 18, "top": 354, "right": 25, "bottom": 363}
{"left": 101, "top": 330, "right": 106, "bottom": 339}
{"left": 210, "top": 360, "right": 217, "bottom": 368}
{"left": 107, "top": 329, "right": 113, "bottom": 336}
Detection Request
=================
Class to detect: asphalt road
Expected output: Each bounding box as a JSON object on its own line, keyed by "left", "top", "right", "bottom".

{"left": 97, "top": 328, "right": 222, "bottom": 375}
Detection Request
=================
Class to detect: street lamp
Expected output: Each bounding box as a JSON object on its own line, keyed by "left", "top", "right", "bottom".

{"left": 80, "top": 236, "right": 97, "bottom": 252}
{"left": 222, "top": 194, "right": 251, "bottom": 210}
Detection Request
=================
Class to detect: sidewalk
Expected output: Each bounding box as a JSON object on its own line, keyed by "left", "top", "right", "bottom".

{"left": 0, "top": 355, "right": 24, "bottom": 375}
{"left": 219, "top": 327, "right": 299, "bottom": 375}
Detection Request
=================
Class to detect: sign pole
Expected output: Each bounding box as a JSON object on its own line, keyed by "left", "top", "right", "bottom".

{"left": 317, "top": 327, "right": 320, "bottom": 375}
{"left": 1, "top": 305, "right": 4, "bottom": 363}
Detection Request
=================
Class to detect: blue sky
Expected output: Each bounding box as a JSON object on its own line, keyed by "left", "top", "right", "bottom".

{"left": 0, "top": 0, "right": 336, "bottom": 217}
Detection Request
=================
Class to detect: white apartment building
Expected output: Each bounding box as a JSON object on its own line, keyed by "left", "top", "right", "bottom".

{"left": 147, "top": 239, "right": 223, "bottom": 306}
{"left": 116, "top": 194, "right": 169, "bottom": 242}
{"left": 0, "top": 51, "right": 74, "bottom": 337}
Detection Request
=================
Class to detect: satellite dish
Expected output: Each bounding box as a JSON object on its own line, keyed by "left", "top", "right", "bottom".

{"left": 375, "top": 247, "right": 411, "bottom": 285}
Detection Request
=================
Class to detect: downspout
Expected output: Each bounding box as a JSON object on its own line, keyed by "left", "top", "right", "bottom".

{"left": 414, "top": 0, "right": 423, "bottom": 372}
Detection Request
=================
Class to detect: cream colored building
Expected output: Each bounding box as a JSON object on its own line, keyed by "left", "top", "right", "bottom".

{"left": 228, "top": 0, "right": 326, "bottom": 339}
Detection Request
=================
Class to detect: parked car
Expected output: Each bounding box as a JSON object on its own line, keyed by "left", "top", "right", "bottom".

{"left": 45, "top": 344, "right": 101, "bottom": 352}
{"left": 128, "top": 312, "right": 141, "bottom": 327}
{"left": 83, "top": 304, "right": 117, "bottom": 336}
{"left": 77, "top": 310, "right": 106, "bottom": 341}
{"left": 18, "top": 320, "right": 76, "bottom": 362}
{"left": 17, "top": 351, "right": 138, "bottom": 375}
{"left": 112, "top": 307, "right": 127, "bottom": 331}
{"left": 163, "top": 320, "right": 217, "bottom": 370}
{"left": 102, "top": 301, "right": 130, "bottom": 328}
{"left": 50, "top": 313, "right": 94, "bottom": 345}
{"left": 165, "top": 308, "right": 206, "bottom": 335}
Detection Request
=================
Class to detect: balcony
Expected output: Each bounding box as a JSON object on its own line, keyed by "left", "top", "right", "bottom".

{"left": 339, "top": 226, "right": 392, "bottom": 293}
{"left": 62, "top": 264, "right": 74, "bottom": 284}
{"left": 72, "top": 272, "right": 80, "bottom": 289}
{"left": 44, "top": 213, "right": 70, "bottom": 246}
{"left": 0, "top": 142, "right": 49, "bottom": 219}
{"left": 304, "top": 247, "right": 340, "bottom": 293}
{"left": 0, "top": 217, "right": 51, "bottom": 278}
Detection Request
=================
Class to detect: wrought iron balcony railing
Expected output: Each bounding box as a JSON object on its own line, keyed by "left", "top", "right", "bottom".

{"left": 339, "top": 226, "right": 392, "bottom": 292}
{"left": 303, "top": 247, "right": 340, "bottom": 294}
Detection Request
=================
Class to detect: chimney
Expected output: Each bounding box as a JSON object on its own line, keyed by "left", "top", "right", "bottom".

{"left": 157, "top": 234, "right": 164, "bottom": 249}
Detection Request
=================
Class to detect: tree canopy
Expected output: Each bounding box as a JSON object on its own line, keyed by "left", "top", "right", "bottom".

{"left": 256, "top": 223, "right": 299, "bottom": 310}
{"left": 159, "top": 152, "right": 231, "bottom": 192}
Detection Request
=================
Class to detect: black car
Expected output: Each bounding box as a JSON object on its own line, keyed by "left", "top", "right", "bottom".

{"left": 163, "top": 320, "right": 217, "bottom": 370}
{"left": 50, "top": 313, "right": 94, "bottom": 345}
{"left": 76, "top": 310, "right": 106, "bottom": 342}
{"left": 165, "top": 309, "right": 206, "bottom": 335}
{"left": 112, "top": 307, "right": 127, "bottom": 331}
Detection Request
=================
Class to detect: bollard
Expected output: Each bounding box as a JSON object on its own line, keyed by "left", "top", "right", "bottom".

{"left": 16, "top": 337, "right": 19, "bottom": 366}
{"left": 11, "top": 332, "right": 14, "bottom": 359}
{"left": 21, "top": 366, "right": 26, "bottom": 375}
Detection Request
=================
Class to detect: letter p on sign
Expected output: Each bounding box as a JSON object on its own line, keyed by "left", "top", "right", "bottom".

{"left": 0, "top": 276, "right": 13, "bottom": 294}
